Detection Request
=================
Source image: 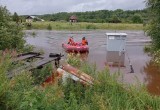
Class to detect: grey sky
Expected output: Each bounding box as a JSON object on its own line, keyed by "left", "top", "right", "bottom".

{"left": 0, "top": 0, "right": 146, "bottom": 15}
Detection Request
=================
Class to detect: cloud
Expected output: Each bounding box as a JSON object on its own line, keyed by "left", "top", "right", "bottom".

{"left": 0, "top": 0, "right": 146, "bottom": 15}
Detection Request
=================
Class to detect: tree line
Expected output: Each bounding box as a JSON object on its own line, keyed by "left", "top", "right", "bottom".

{"left": 36, "top": 9, "right": 147, "bottom": 23}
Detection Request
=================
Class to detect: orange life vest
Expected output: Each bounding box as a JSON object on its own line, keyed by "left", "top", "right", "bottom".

{"left": 82, "top": 39, "right": 88, "bottom": 45}
{"left": 68, "top": 38, "right": 74, "bottom": 45}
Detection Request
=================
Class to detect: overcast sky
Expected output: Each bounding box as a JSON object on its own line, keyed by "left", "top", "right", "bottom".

{"left": 0, "top": 0, "right": 146, "bottom": 15}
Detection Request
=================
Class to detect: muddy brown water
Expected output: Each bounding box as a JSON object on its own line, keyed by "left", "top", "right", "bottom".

{"left": 25, "top": 30, "right": 160, "bottom": 96}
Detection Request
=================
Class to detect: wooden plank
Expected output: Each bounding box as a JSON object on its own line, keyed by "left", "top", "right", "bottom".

{"left": 13, "top": 52, "right": 41, "bottom": 62}
{"left": 13, "top": 54, "right": 37, "bottom": 62}
{"left": 8, "top": 57, "right": 59, "bottom": 78}
{"left": 32, "top": 58, "right": 57, "bottom": 68}
{"left": 8, "top": 52, "right": 63, "bottom": 78}
{"left": 16, "top": 52, "right": 40, "bottom": 57}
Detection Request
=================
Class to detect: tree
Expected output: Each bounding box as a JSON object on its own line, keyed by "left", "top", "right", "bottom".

{"left": 114, "top": 9, "right": 124, "bottom": 18}
{"left": 38, "top": 9, "right": 147, "bottom": 23}
{"left": 132, "top": 14, "right": 143, "bottom": 23}
{"left": 109, "top": 15, "right": 121, "bottom": 23}
{"left": 12, "top": 12, "right": 19, "bottom": 22}
{"left": 146, "top": 0, "right": 160, "bottom": 49}
{"left": 0, "top": 6, "right": 25, "bottom": 51}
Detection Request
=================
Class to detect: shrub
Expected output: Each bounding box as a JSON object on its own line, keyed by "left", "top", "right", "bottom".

{"left": 0, "top": 6, "right": 25, "bottom": 51}
{"left": 66, "top": 53, "right": 81, "bottom": 67}
{"left": 47, "top": 24, "right": 52, "bottom": 30}
{"left": 152, "top": 50, "right": 160, "bottom": 65}
{"left": 144, "top": 45, "right": 152, "bottom": 53}
{"left": 31, "top": 31, "right": 36, "bottom": 37}
{"left": 132, "top": 14, "right": 143, "bottom": 23}
{"left": 86, "top": 24, "right": 97, "bottom": 29}
{"left": 32, "top": 63, "right": 53, "bottom": 84}
{"left": 146, "top": 0, "right": 160, "bottom": 49}
{"left": 21, "top": 44, "right": 34, "bottom": 53}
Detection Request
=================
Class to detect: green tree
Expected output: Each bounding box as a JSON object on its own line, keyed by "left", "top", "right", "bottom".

{"left": 146, "top": 0, "right": 160, "bottom": 49}
{"left": 0, "top": 6, "right": 25, "bottom": 50}
{"left": 132, "top": 14, "right": 143, "bottom": 23}
{"left": 12, "top": 12, "right": 19, "bottom": 22}
{"left": 110, "top": 15, "right": 121, "bottom": 23}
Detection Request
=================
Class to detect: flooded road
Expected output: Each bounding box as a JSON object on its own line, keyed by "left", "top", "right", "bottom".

{"left": 25, "top": 30, "right": 160, "bottom": 95}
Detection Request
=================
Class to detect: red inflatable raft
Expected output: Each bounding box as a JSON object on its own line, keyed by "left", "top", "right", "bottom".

{"left": 62, "top": 43, "right": 89, "bottom": 52}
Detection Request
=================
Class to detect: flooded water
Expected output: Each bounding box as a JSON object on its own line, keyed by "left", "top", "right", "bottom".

{"left": 25, "top": 30, "right": 160, "bottom": 96}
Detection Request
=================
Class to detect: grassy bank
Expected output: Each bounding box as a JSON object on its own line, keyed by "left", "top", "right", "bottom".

{"left": 25, "top": 21, "right": 144, "bottom": 30}
{"left": 1, "top": 53, "right": 160, "bottom": 110}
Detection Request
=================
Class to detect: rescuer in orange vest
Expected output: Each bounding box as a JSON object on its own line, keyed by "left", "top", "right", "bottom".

{"left": 68, "top": 37, "right": 75, "bottom": 45}
{"left": 81, "top": 37, "right": 88, "bottom": 45}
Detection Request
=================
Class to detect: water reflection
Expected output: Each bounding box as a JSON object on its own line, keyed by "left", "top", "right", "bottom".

{"left": 25, "top": 30, "right": 160, "bottom": 95}
{"left": 143, "top": 61, "right": 160, "bottom": 95}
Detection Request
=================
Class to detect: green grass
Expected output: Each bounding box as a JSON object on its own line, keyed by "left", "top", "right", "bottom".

{"left": 65, "top": 54, "right": 160, "bottom": 110}
{"left": 25, "top": 21, "right": 144, "bottom": 30}
{"left": 1, "top": 53, "right": 160, "bottom": 110}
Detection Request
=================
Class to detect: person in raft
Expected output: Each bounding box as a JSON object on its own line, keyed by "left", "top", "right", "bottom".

{"left": 68, "top": 36, "right": 75, "bottom": 45}
{"left": 81, "top": 37, "right": 88, "bottom": 45}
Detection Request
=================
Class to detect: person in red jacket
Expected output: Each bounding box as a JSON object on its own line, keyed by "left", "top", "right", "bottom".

{"left": 81, "top": 37, "right": 88, "bottom": 45}
{"left": 68, "top": 37, "right": 75, "bottom": 45}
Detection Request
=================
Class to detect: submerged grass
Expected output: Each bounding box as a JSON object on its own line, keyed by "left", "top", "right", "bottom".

{"left": 0, "top": 53, "right": 160, "bottom": 110}
{"left": 27, "top": 21, "right": 143, "bottom": 30}
{"left": 66, "top": 54, "right": 160, "bottom": 110}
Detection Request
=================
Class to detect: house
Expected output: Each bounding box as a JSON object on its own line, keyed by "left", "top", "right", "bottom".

{"left": 26, "top": 16, "right": 44, "bottom": 23}
{"left": 69, "top": 15, "right": 77, "bottom": 23}
{"left": 26, "top": 16, "right": 33, "bottom": 23}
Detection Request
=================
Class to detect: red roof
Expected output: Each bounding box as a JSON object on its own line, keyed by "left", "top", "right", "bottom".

{"left": 70, "top": 15, "right": 77, "bottom": 20}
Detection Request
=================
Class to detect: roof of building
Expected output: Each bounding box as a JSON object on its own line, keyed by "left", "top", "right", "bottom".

{"left": 106, "top": 33, "right": 127, "bottom": 36}
{"left": 26, "top": 16, "right": 36, "bottom": 19}
{"left": 26, "top": 16, "right": 44, "bottom": 21}
{"left": 30, "top": 16, "right": 36, "bottom": 18}
{"left": 70, "top": 15, "right": 77, "bottom": 20}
